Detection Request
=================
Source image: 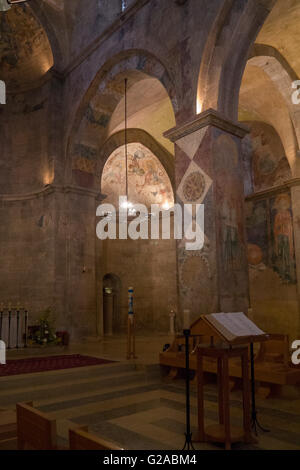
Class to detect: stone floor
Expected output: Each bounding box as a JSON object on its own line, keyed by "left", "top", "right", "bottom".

{"left": 1, "top": 335, "right": 300, "bottom": 450}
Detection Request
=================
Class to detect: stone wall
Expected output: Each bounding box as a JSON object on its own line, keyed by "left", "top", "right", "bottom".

{"left": 1, "top": 0, "right": 295, "bottom": 341}
{"left": 0, "top": 83, "right": 55, "bottom": 194}
{"left": 99, "top": 236, "right": 177, "bottom": 334}
{"left": 0, "top": 191, "right": 55, "bottom": 321}
{"left": 0, "top": 79, "right": 65, "bottom": 330}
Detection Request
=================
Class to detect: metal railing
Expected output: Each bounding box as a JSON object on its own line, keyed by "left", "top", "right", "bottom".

{"left": 0, "top": 304, "right": 28, "bottom": 349}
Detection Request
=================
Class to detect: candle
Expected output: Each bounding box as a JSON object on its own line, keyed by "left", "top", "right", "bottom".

{"left": 183, "top": 309, "right": 190, "bottom": 330}
{"left": 169, "top": 310, "right": 175, "bottom": 335}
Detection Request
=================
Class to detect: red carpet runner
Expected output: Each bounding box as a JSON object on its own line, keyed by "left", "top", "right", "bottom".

{"left": 0, "top": 354, "right": 115, "bottom": 377}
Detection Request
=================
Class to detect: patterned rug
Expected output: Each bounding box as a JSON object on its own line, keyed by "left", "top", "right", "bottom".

{"left": 0, "top": 354, "right": 115, "bottom": 377}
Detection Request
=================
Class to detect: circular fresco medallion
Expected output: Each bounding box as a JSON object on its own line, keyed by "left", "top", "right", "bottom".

{"left": 180, "top": 254, "right": 209, "bottom": 290}
{"left": 179, "top": 253, "right": 214, "bottom": 314}
{"left": 183, "top": 171, "right": 205, "bottom": 202}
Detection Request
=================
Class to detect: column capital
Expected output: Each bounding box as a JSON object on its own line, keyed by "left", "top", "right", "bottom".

{"left": 0, "top": 184, "right": 105, "bottom": 203}
{"left": 164, "top": 108, "right": 249, "bottom": 142}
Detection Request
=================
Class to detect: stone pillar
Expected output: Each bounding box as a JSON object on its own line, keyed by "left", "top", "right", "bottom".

{"left": 165, "top": 109, "right": 249, "bottom": 325}
{"left": 64, "top": 186, "right": 103, "bottom": 340}
{"left": 290, "top": 180, "right": 300, "bottom": 338}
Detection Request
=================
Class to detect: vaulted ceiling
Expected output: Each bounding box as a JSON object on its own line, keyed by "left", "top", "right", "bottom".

{"left": 256, "top": 0, "right": 300, "bottom": 77}
{"left": 0, "top": 5, "right": 53, "bottom": 91}
{"left": 239, "top": 0, "right": 300, "bottom": 174}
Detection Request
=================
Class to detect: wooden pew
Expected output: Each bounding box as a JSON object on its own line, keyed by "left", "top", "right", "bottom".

{"left": 162, "top": 317, "right": 217, "bottom": 380}
{"left": 16, "top": 402, "right": 58, "bottom": 450}
{"left": 255, "top": 334, "right": 290, "bottom": 366}
{"left": 0, "top": 408, "right": 17, "bottom": 441}
{"left": 69, "top": 427, "right": 124, "bottom": 450}
{"left": 253, "top": 333, "right": 298, "bottom": 397}
{"left": 16, "top": 403, "right": 123, "bottom": 451}
{"left": 0, "top": 408, "right": 17, "bottom": 450}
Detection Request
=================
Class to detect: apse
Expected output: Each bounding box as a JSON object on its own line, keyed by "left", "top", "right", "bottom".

{"left": 101, "top": 142, "right": 174, "bottom": 209}
{"left": 0, "top": 4, "right": 53, "bottom": 91}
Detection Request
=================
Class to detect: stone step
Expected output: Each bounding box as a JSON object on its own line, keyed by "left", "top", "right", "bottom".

{"left": 0, "top": 370, "right": 156, "bottom": 408}
{"left": 0, "top": 360, "right": 137, "bottom": 391}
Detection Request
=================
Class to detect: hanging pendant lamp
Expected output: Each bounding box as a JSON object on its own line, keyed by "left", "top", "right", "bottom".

{"left": 121, "top": 78, "right": 136, "bottom": 216}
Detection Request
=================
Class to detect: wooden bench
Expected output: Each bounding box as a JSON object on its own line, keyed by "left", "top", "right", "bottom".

{"left": 69, "top": 427, "right": 124, "bottom": 450}
{"left": 3, "top": 403, "right": 123, "bottom": 451}
{"left": 16, "top": 402, "right": 59, "bottom": 450}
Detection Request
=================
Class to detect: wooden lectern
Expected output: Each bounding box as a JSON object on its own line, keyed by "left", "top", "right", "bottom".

{"left": 194, "top": 312, "right": 268, "bottom": 450}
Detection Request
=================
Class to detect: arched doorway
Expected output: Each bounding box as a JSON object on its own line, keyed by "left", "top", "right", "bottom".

{"left": 103, "top": 273, "right": 121, "bottom": 335}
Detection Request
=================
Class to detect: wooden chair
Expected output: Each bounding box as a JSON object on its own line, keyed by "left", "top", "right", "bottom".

{"left": 16, "top": 402, "right": 58, "bottom": 450}
{"left": 69, "top": 427, "right": 124, "bottom": 450}
{"left": 255, "top": 333, "right": 290, "bottom": 367}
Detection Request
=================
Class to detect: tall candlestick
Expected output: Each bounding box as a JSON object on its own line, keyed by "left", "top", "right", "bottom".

{"left": 169, "top": 310, "right": 175, "bottom": 336}
{"left": 183, "top": 309, "right": 190, "bottom": 330}
{"left": 127, "top": 287, "right": 137, "bottom": 359}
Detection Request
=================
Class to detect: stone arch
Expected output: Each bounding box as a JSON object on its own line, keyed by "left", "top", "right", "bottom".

{"left": 97, "top": 129, "right": 175, "bottom": 194}
{"left": 242, "top": 121, "right": 292, "bottom": 195}
{"left": 28, "top": 0, "right": 64, "bottom": 70}
{"left": 241, "top": 44, "right": 300, "bottom": 175}
{"left": 247, "top": 44, "right": 300, "bottom": 166}
{"left": 197, "top": 0, "right": 276, "bottom": 120}
{"left": 249, "top": 44, "right": 298, "bottom": 81}
{"left": 67, "top": 49, "right": 178, "bottom": 186}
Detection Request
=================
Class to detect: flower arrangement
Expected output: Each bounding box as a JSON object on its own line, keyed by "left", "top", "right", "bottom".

{"left": 27, "top": 309, "right": 61, "bottom": 347}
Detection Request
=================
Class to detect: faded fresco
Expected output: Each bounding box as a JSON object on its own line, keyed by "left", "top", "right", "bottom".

{"left": 175, "top": 128, "right": 217, "bottom": 319}
{"left": 246, "top": 199, "right": 268, "bottom": 267}
{"left": 212, "top": 132, "right": 249, "bottom": 313}
{"left": 246, "top": 122, "right": 291, "bottom": 192}
{"left": 244, "top": 123, "right": 298, "bottom": 338}
{"left": 214, "top": 134, "right": 245, "bottom": 274}
{"left": 101, "top": 142, "right": 174, "bottom": 208}
{"left": 0, "top": 5, "right": 53, "bottom": 89}
{"left": 271, "top": 193, "right": 296, "bottom": 284}
{"left": 245, "top": 122, "right": 296, "bottom": 285}
{"left": 246, "top": 191, "right": 296, "bottom": 284}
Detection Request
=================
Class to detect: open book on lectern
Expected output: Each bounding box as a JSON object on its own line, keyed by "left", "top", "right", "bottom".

{"left": 202, "top": 312, "right": 267, "bottom": 344}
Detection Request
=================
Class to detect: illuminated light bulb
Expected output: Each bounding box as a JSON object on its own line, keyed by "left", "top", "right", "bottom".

{"left": 121, "top": 199, "right": 136, "bottom": 216}
{"left": 44, "top": 172, "right": 54, "bottom": 186}
{"left": 163, "top": 201, "right": 170, "bottom": 210}
{"left": 121, "top": 200, "right": 133, "bottom": 209}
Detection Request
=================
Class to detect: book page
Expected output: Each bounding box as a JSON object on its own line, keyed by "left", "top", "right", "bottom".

{"left": 210, "top": 312, "right": 265, "bottom": 337}
{"left": 204, "top": 314, "right": 235, "bottom": 341}
{"left": 205, "top": 312, "right": 265, "bottom": 341}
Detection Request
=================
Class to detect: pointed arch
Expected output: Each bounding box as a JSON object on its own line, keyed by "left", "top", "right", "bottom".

{"left": 197, "top": 0, "right": 276, "bottom": 120}
{"left": 66, "top": 49, "right": 178, "bottom": 186}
